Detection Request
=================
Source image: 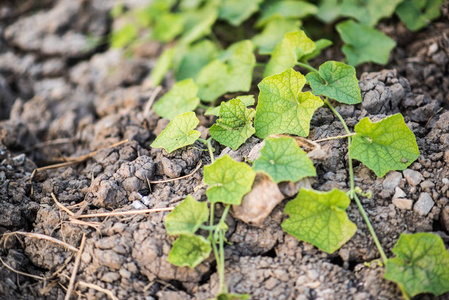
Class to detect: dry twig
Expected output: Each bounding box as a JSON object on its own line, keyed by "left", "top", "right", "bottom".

{"left": 69, "top": 218, "right": 101, "bottom": 229}
{"left": 51, "top": 193, "right": 75, "bottom": 216}
{"left": 143, "top": 85, "right": 163, "bottom": 117}
{"left": 75, "top": 207, "right": 174, "bottom": 219}
{"left": 3, "top": 232, "right": 79, "bottom": 253}
{"left": 78, "top": 281, "right": 119, "bottom": 300}
{"left": 0, "top": 256, "right": 46, "bottom": 280}
{"left": 64, "top": 234, "right": 86, "bottom": 300}
{"left": 25, "top": 138, "right": 73, "bottom": 152}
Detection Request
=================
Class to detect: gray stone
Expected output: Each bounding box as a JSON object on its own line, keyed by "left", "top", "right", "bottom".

{"left": 265, "top": 277, "right": 278, "bottom": 290}
{"left": 413, "top": 193, "right": 434, "bottom": 216}
{"left": 420, "top": 180, "right": 435, "bottom": 189}
{"left": 392, "top": 198, "right": 413, "bottom": 210}
{"left": 131, "top": 200, "right": 146, "bottom": 210}
{"left": 382, "top": 171, "right": 402, "bottom": 189}
{"left": 379, "top": 189, "right": 394, "bottom": 199}
{"left": 403, "top": 169, "right": 424, "bottom": 186}
{"left": 392, "top": 187, "right": 406, "bottom": 199}
{"left": 101, "top": 272, "right": 120, "bottom": 283}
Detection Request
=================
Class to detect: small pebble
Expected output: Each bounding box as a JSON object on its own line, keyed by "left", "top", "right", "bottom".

{"left": 264, "top": 277, "right": 277, "bottom": 290}
{"left": 392, "top": 198, "right": 413, "bottom": 210}
{"left": 132, "top": 200, "right": 147, "bottom": 210}
{"left": 392, "top": 187, "right": 406, "bottom": 199}
{"left": 101, "top": 272, "right": 120, "bottom": 283}
{"left": 442, "top": 178, "right": 449, "bottom": 185}
{"left": 420, "top": 180, "right": 435, "bottom": 189}
{"left": 403, "top": 169, "right": 424, "bottom": 186}
{"left": 383, "top": 171, "right": 402, "bottom": 189}
{"left": 141, "top": 195, "right": 152, "bottom": 206}
{"left": 413, "top": 192, "right": 434, "bottom": 216}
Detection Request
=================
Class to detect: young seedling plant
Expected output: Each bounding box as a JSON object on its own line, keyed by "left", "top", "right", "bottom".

{"left": 123, "top": 2, "right": 449, "bottom": 298}
{"left": 151, "top": 56, "right": 449, "bottom": 300}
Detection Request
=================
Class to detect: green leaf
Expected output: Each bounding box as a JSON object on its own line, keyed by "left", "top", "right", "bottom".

{"left": 151, "top": 112, "right": 201, "bottom": 153}
{"left": 204, "top": 155, "right": 256, "bottom": 205}
{"left": 253, "top": 137, "right": 316, "bottom": 183}
{"left": 216, "top": 293, "right": 250, "bottom": 300}
{"left": 175, "top": 40, "right": 219, "bottom": 81}
{"left": 282, "top": 188, "right": 357, "bottom": 254}
{"left": 209, "top": 99, "right": 256, "bottom": 150}
{"left": 349, "top": 114, "right": 420, "bottom": 178}
{"left": 149, "top": 47, "right": 176, "bottom": 87}
{"left": 110, "top": 23, "right": 138, "bottom": 48}
{"left": 205, "top": 95, "right": 255, "bottom": 117}
{"left": 154, "top": 79, "right": 200, "bottom": 120}
{"left": 385, "top": 232, "right": 449, "bottom": 297}
{"left": 257, "top": 1, "right": 317, "bottom": 27}
{"left": 396, "top": 0, "right": 443, "bottom": 31}
{"left": 218, "top": 0, "right": 262, "bottom": 26}
{"left": 306, "top": 61, "right": 362, "bottom": 105}
{"left": 151, "top": 13, "right": 184, "bottom": 42}
{"left": 315, "top": 0, "right": 343, "bottom": 23}
{"left": 165, "top": 195, "right": 209, "bottom": 236}
{"left": 336, "top": 20, "right": 396, "bottom": 66}
{"left": 110, "top": 3, "right": 125, "bottom": 18}
{"left": 196, "top": 40, "right": 256, "bottom": 102}
{"left": 251, "top": 17, "right": 301, "bottom": 55}
{"left": 264, "top": 30, "right": 316, "bottom": 77}
{"left": 254, "top": 68, "right": 323, "bottom": 138}
{"left": 179, "top": 3, "right": 218, "bottom": 45}
{"left": 168, "top": 234, "right": 211, "bottom": 269}
{"left": 135, "top": 0, "right": 175, "bottom": 27}
{"left": 180, "top": 0, "right": 202, "bottom": 9}
{"left": 302, "top": 39, "right": 333, "bottom": 62}
{"left": 341, "top": 0, "right": 404, "bottom": 27}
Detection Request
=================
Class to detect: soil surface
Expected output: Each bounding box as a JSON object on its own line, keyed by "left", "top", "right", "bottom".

{"left": 0, "top": 1, "right": 449, "bottom": 300}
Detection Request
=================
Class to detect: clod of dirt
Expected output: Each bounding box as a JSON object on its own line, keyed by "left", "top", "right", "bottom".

{"left": 359, "top": 69, "right": 409, "bottom": 115}
{"left": 4, "top": 0, "right": 109, "bottom": 58}
{"left": 86, "top": 155, "right": 155, "bottom": 209}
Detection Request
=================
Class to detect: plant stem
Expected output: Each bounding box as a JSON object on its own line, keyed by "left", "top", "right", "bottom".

{"left": 200, "top": 136, "right": 226, "bottom": 295}
{"left": 206, "top": 138, "right": 215, "bottom": 164}
{"left": 324, "top": 99, "right": 352, "bottom": 140}
{"left": 198, "top": 103, "right": 211, "bottom": 110}
{"left": 200, "top": 224, "right": 218, "bottom": 230}
{"left": 296, "top": 61, "right": 319, "bottom": 73}
{"left": 353, "top": 193, "right": 387, "bottom": 263}
{"left": 218, "top": 204, "right": 231, "bottom": 225}
{"left": 216, "top": 204, "right": 231, "bottom": 294}
{"left": 218, "top": 229, "right": 227, "bottom": 294}
{"left": 198, "top": 138, "right": 215, "bottom": 164}
{"left": 324, "top": 98, "right": 388, "bottom": 263}
{"left": 209, "top": 203, "right": 215, "bottom": 239}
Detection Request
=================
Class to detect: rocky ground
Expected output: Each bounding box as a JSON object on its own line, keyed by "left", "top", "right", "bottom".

{"left": 0, "top": 1, "right": 448, "bottom": 299}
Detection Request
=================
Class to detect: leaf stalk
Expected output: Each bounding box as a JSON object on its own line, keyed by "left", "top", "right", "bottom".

{"left": 324, "top": 98, "right": 388, "bottom": 263}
